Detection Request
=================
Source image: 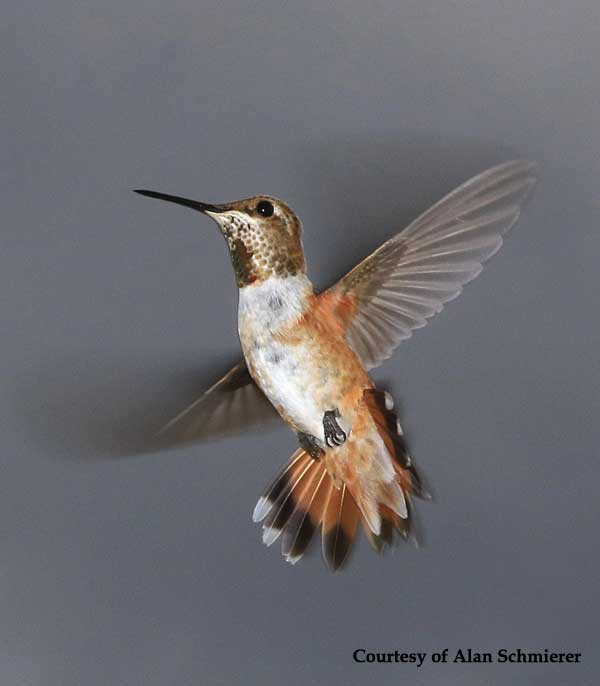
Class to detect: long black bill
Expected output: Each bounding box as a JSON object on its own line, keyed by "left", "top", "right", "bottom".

{"left": 133, "top": 189, "right": 223, "bottom": 214}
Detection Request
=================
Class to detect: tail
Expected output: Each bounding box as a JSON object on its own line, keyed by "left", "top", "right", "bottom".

{"left": 252, "top": 449, "right": 360, "bottom": 570}
{"left": 360, "top": 388, "right": 429, "bottom": 551}
{"left": 252, "top": 389, "right": 429, "bottom": 570}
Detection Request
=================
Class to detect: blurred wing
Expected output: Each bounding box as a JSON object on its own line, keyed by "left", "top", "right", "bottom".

{"left": 157, "top": 360, "right": 280, "bottom": 446}
{"left": 325, "top": 160, "right": 538, "bottom": 369}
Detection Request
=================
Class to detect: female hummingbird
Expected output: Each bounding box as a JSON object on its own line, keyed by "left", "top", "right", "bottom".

{"left": 134, "top": 160, "right": 537, "bottom": 570}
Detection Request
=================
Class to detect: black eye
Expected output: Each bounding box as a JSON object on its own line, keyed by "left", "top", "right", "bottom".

{"left": 256, "top": 200, "right": 274, "bottom": 217}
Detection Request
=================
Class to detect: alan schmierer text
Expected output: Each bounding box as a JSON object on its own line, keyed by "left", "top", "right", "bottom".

{"left": 353, "top": 649, "right": 582, "bottom": 666}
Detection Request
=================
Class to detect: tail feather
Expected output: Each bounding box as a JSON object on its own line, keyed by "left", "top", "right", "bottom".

{"left": 363, "top": 389, "right": 430, "bottom": 500}
{"left": 322, "top": 484, "right": 360, "bottom": 571}
{"left": 252, "top": 449, "right": 306, "bottom": 523}
{"left": 282, "top": 466, "right": 329, "bottom": 564}
{"left": 348, "top": 481, "right": 382, "bottom": 536}
{"left": 362, "top": 505, "right": 403, "bottom": 552}
{"left": 380, "top": 480, "right": 408, "bottom": 519}
{"left": 253, "top": 387, "right": 429, "bottom": 570}
{"left": 255, "top": 451, "right": 361, "bottom": 570}
{"left": 261, "top": 452, "right": 314, "bottom": 546}
{"left": 361, "top": 500, "right": 416, "bottom": 553}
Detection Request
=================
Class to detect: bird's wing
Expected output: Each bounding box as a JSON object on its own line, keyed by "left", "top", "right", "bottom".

{"left": 323, "top": 160, "right": 538, "bottom": 369}
{"left": 157, "top": 360, "right": 280, "bottom": 446}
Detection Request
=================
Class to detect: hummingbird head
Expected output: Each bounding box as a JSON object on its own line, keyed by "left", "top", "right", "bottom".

{"left": 134, "top": 190, "right": 306, "bottom": 287}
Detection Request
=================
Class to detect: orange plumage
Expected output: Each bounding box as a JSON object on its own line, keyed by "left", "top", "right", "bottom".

{"left": 136, "top": 160, "right": 537, "bottom": 570}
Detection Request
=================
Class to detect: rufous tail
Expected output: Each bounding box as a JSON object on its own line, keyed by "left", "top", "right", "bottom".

{"left": 252, "top": 388, "right": 429, "bottom": 570}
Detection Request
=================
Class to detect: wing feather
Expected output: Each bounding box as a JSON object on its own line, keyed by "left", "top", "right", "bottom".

{"left": 157, "top": 360, "right": 279, "bottom": 446}
{"left": 324, "top": 160, "right": 538, "bottom": 369}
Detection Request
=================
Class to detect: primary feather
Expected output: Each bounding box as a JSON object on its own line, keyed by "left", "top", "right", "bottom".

{"left": 326, "top": 160, "right": 538, "bottom": 368}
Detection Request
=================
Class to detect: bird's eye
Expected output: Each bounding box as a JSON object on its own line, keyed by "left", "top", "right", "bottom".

{"left": 256, "top": 200, "right": 274, "bottom": 217}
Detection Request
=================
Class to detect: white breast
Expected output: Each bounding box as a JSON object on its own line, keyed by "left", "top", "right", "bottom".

{"left": 237, "top": 274, "right": 325, "bottom": 436}
{"left": 238, "top": 274, "right": 312, "bottom": 338}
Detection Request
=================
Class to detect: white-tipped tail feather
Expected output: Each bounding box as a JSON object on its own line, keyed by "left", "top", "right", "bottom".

{"left": 253, "top": 387, "right": 428, "bottom": 570}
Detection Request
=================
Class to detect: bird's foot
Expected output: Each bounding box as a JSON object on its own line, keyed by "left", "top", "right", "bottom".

{"left": 297, "top": 431, "right": 325, "bottom": 459}
{"left": 323, "top": 409, "right": 347, "bottom": 448}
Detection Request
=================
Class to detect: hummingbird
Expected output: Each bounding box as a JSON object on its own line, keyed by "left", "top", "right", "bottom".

{"left": 134, "top": 160, "right": 537, "bottom": 571}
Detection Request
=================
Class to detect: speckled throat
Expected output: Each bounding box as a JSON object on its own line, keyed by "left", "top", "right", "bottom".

{"left": 218, "top": 210, "right": 306, "bottom": 287}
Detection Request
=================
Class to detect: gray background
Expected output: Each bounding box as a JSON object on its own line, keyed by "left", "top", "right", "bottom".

{"left": 2, "top": 1, "right": 599, "bottom": 684}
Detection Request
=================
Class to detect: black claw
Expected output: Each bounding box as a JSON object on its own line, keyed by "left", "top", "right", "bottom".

{"left": 297, "top": 431, "right": 325, "bottom": 459}
{"left": 323, "top": 409, "right": 347, "bottom": 449}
